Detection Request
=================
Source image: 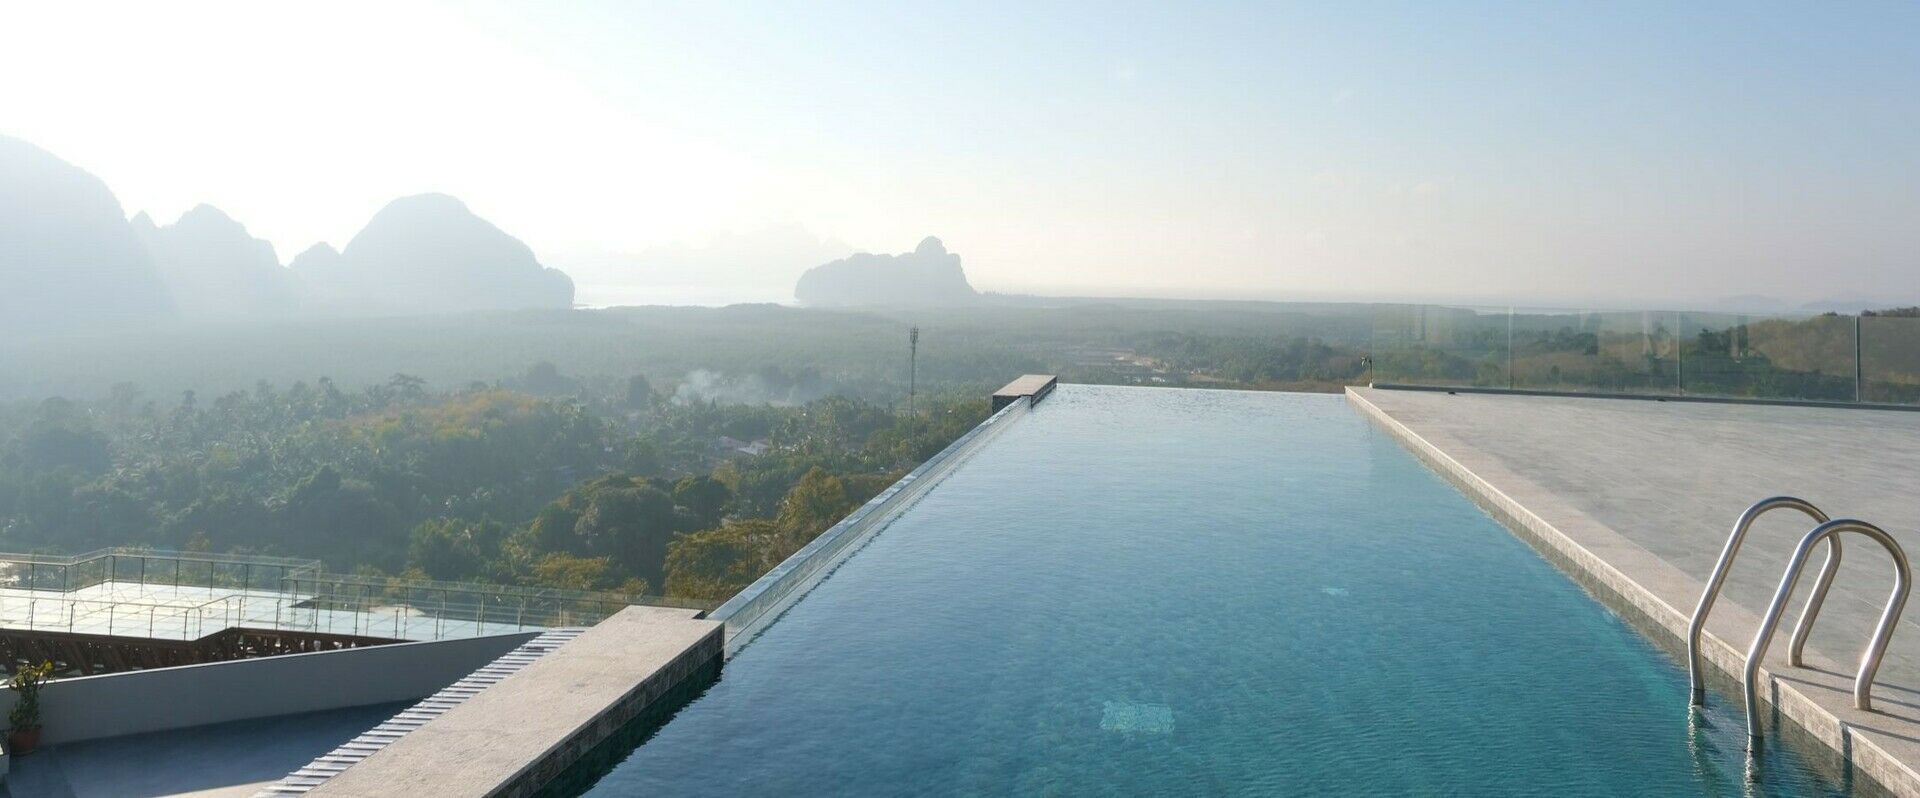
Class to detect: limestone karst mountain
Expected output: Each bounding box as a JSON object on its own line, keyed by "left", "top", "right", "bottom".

{"left": 793, "top": 236, "right": 978, "bottom": 307}
{"left": 295, "top": 193, "right": 574, "bottom": 314}
{"left": 0, "top": 134, "right": 175, "bottom": 332}
{"left": 133, "top": 204, "right": 297, "bottom": 320}
{"left": 2, "top": 133, "right": 577, "bottom": 328}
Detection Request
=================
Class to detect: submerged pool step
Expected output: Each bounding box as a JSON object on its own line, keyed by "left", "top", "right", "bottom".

{"left": 250, "top": 627, "right": 587, "bottom": 796}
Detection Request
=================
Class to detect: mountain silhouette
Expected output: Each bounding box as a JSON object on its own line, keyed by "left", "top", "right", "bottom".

{"left": 134, "top": 204, "right": 297, "bottom": 320}
{"left": 288, "top": 242, "right": 345, "bottom": 274}
{"left": 5, "top": 134, "right": 578, "bottom": 325}
{"left": 0, "top": 134, "right": 174, "bottom": 333}
{"left": 794, "top": 236, "right": 978, "bottom": 307}
{"left": 296, "top": 193, "right": 574, "bottom": 314}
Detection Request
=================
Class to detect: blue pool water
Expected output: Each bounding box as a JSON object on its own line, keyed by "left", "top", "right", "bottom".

{"left": 577, "top": 386, "right": 1875, "bottom": 796}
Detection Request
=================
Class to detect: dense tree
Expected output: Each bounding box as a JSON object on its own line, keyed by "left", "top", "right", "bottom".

{"left": 0, "top": 367, "right": 987, "bottom": 600}
{"left": 664, "top": 519, "right": 776, "bottom": 601}
{"left": 408, "top": 517, "right": 503, "bottom": 580}
{"left": 625, "top": 374, "right": 655, "bottom": 408}
{"left": 671, "top": 476, "right": 730, "bottom": 529}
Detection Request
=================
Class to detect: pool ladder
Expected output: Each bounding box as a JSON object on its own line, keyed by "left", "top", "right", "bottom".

{"left": 1686, "top": 497, "right": 1912, "bottom": 743}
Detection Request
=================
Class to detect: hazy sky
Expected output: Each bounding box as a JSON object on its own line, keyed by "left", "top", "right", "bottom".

{"left": 3, "top": 1, "right": 1917, "bottom": 306}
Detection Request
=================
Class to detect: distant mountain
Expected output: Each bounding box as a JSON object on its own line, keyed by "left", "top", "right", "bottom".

{"left": 1, "top": 135, "right": 577, "bottom": 329}
{"left": 1799, "top": 297, "right": 1914, "bottom": 316}
{"left": 133, "top": 204, "right": 297, "bottom": 320}
{"left": 288, "top": 242, "right": 346, "bottom": 275}
{"left": 296, "top": 193, "right": 574, "bottom": 314}
{"left": 0, "top": 134, "right": 174, "bottom": 333}
{"left": 794, "top": 237, "right": 978, "bottom": 307}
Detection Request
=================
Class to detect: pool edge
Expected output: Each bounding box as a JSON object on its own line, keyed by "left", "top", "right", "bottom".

{"left": 1346, "top": 385, "right": 1920, "bottom": 798}
{"left": 708, "top": 395, "right": 1037, "bottom": 655}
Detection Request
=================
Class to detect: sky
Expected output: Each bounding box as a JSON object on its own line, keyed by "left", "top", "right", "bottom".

{"left": 2, "top": 1, "right": 1917, "bottom": 308}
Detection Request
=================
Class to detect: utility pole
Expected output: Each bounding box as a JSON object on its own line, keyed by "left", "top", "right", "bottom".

{"left": 908, "top": 326, "right": 920, "bottom": 421}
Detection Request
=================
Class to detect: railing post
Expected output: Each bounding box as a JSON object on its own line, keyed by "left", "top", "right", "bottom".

{"left": 1677, "top": 313, "right": 1686, "bottom": 394}
{"left": 1856, "top": 313, "right": 1865, "bottom": 403}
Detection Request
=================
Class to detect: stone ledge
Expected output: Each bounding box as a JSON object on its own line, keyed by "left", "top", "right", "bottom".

{"left": 992, "top": 374, "right": 1057, "bottom": 411}
{"left": 309, "top": 606, "right": 722, "bottom": 798}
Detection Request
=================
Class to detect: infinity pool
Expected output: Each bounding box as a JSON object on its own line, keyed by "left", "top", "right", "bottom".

{"left": 572, "top": 386, "right": 1875, "bottom": 795}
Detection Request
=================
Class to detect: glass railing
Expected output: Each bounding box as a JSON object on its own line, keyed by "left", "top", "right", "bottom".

{"left": 0, "top": 548, "right": 321, "bottom": 594}
{"left": 0, "top": 547, "right": 717, "bottom": 642}
{"left": 1371, "top": 306, "right": 1917, "bottom": 405}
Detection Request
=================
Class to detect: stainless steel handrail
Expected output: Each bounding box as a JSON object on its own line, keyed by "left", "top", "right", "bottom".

{"left": 1687, "top": 497, "right": 1836, "bottom": 706}
{"left": 1742, "top": 518, "right": 1911, "bottom": 742}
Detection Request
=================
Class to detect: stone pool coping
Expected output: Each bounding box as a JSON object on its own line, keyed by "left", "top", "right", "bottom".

{"left": 303, "top": 606, "right": 721, "bottom": 798}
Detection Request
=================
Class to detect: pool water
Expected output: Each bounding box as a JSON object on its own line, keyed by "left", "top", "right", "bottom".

{"left": 577, "top": 386, "right": 1877, "bottom": 796}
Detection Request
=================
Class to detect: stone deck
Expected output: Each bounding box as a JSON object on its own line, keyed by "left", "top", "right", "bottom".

{"left": 1349, "top": 386, "right": 1920, "bottom": 795}
{"left": 307, "top": 606, "right": 722, "bottom": 798}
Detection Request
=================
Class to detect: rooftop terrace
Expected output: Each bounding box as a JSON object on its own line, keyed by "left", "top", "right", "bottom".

{"left": 37, "top": 376, "right": 1920, "bottom": 796}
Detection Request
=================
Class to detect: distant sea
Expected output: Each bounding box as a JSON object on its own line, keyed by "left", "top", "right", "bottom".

{"left": 572, "top": 283, "right": 792, "bottom": 309}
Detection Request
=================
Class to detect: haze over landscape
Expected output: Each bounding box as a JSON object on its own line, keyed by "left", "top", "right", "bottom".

{"left": 9, "top": 5, "right": 1920, "bottom": 796}
{"left": 4, "top": 1, "right": 1918, "bottom": 311}
{"left": 5, "top": 0, "right": 1920, "bottom": 632}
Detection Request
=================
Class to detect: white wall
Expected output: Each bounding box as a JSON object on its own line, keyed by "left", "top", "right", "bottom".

{"left": 0, "top": 631, "right": 537, "bottom": 745}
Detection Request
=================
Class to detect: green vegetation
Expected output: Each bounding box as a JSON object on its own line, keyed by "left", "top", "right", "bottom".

{"left": 0, "top": 301, "right": 1384, "bottom": 605}
{"left": 0, "top": 369, "right": 986, "bottom": 601}
{"left": 7, "top": 660, "right": 51, "bottom": 732}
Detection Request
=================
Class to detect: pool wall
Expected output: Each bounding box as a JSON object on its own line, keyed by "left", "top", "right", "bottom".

{"left": 708, "top": 388, "right": 1040, "bottom": 654}
{"left": 1347, "top": 387, "right": 1920, "bottom": 796}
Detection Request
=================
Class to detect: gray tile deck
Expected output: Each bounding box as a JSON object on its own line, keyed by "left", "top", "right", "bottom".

{"left": 1350, "top": 387, "right": 1920, "bottom": 795}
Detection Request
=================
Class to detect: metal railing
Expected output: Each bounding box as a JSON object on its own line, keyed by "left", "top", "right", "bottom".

{"left": 1370, "top": 305, "right": 1920, "bottom": 406}
{"left": 8, "top": 593, "right": 244, "bottom": 640}
{"left": 282, "top": 574, "right": 708, "bottom": 639}
{"left": 1687, "top": 497, "right": 1837, "bottom": 706}
{"left": 1739, "top": 519, "right": 1912, "bottom": 742}
{"left": 0, "top": 548, "right": 320, "bottom": 595}
{"left": 0, "top": 548, "right": 712, "bottom": 643}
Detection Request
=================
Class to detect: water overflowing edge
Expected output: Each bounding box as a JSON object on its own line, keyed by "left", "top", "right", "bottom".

{"left": 707, "top": 396, "right": 1036, "bottom": 656}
